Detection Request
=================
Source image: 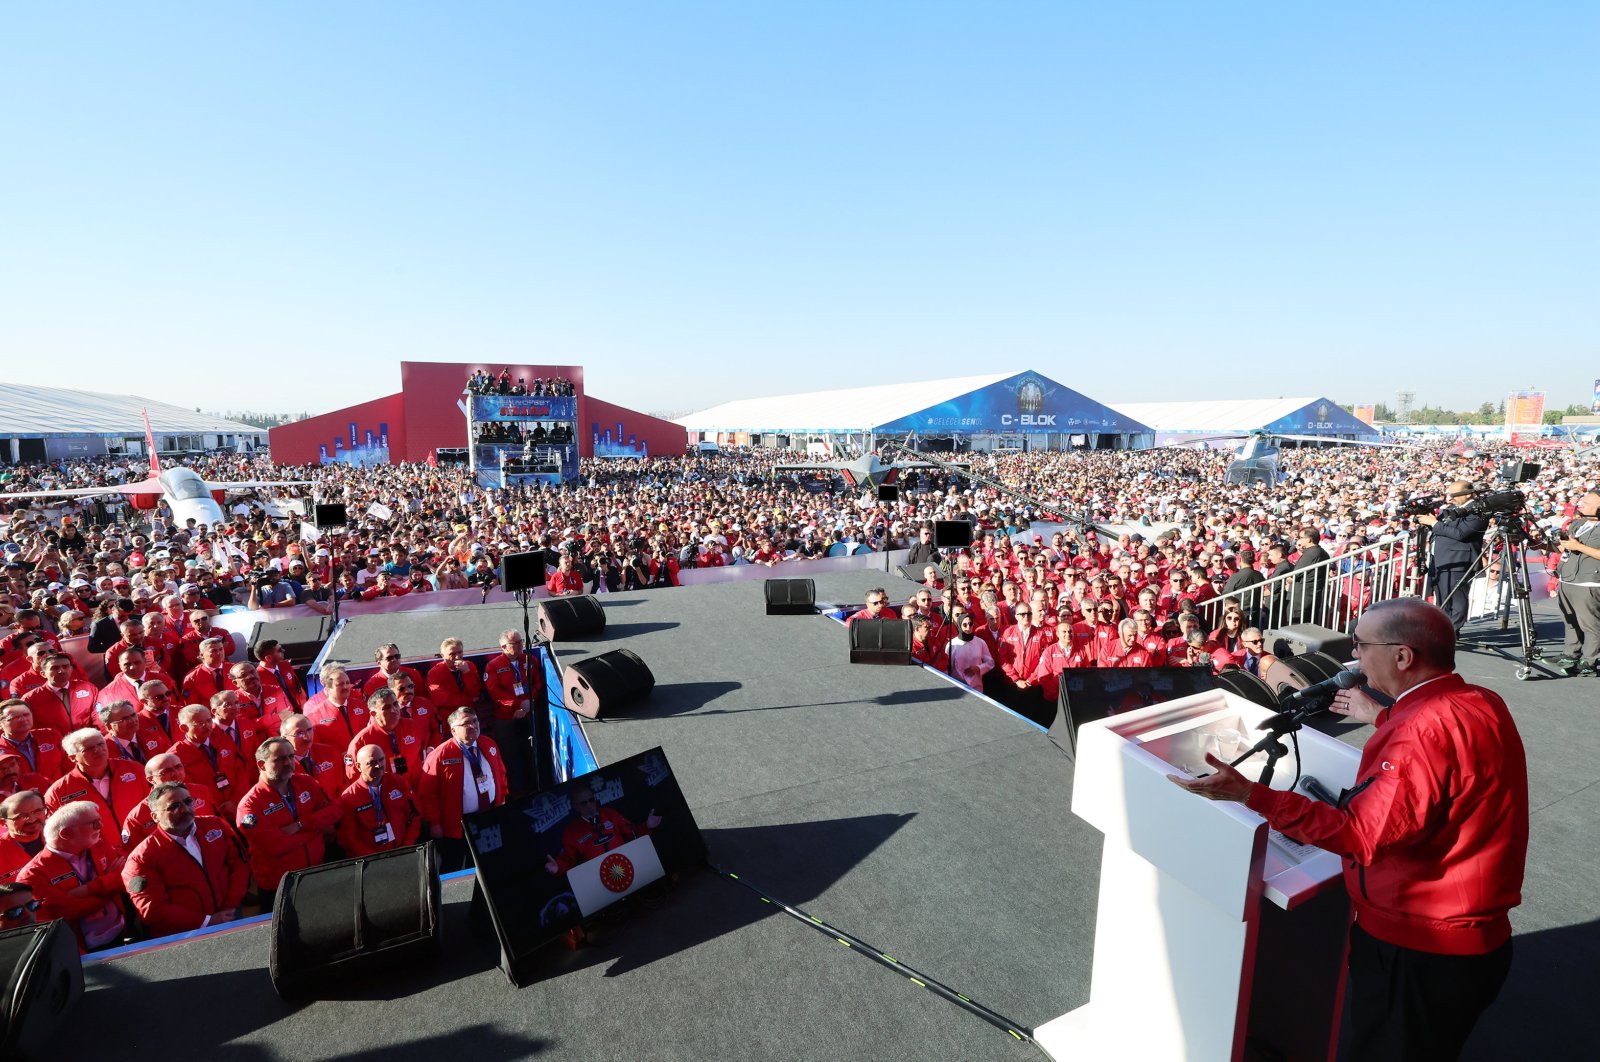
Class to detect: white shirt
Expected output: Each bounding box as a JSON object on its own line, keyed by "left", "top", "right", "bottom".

{"left": 458, "top": 742, "right": 495, "bottom": 815}
{"left": 164, "top": 824, "right": 218, "bottom": 926}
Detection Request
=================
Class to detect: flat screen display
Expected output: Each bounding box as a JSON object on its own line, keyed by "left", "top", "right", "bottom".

{"left": 1055, "top": 667, "right": 1218, "bottom": 757}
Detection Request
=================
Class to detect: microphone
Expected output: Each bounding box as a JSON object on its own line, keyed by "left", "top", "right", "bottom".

{"left": 1278, "top": 668, "right": 1365, "bottom": 708}
{"left": 1299, "top": 775, "right": 1341, "bottom": 807}
{"left": 1256, "top": 669, "right": 1365, "bottom": 733}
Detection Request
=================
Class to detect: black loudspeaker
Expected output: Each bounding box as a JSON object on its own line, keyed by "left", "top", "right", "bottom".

{"left": 563, "top": 649, "right": 655, "bottom": 720}
{"left": 0, "top": 920, "right": 82, "bottom": 1062}
{"left": 764, "top": 578, "right": 816, "bottom": 615}
{"left": 250, "top": 616, "right": 331, "bottom": 670}
{"left": 500, "top": 550, "right": 547, "bottom": 594}
{"left": 1263, "top": 652, "right": 1347, "bottom": 704}
{"left": 1213, "top": 668, "right": 1281, "bottom": 711}
{"left": 933, "top": 520, "right": 973, "bottom": 549}
{"left": 849, "top": 618, "right": 913, "bottom": 664}
{"left": 270, "top": 843, "right": 441, "bottom": 999}
{"left": 876, "top": 483, "right": 900, "bottom": 503}
{"left": 537, "top": 596, "right": 606, "bottom": 641}
{"left": 312, "top": 503, "right": 348, "bottom": 528}
{"left": 1266, "top": 624, "right": 1352, "bottom": 662}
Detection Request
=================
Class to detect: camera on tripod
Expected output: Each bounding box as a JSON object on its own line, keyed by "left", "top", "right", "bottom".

{"left": 1398, "top": 494, "right": 1443, "bottom": 517}
{"left": 1451, "top": 488, "right": 1528, "bottom": 518}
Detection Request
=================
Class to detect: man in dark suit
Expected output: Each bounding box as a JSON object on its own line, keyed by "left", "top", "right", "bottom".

{"left": 1290, "top": 529, "right": 1331, "bottom": 625}
{"left": 1416, "top": 482, "right": 1489, "bottom": 634}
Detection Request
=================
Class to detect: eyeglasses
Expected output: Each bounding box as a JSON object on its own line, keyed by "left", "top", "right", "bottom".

{"left": 381, "top": 654, "right": 400, "bottom": 661}
{"left": 1, "top": 900, "right": 41, "bottom": 919}
{"left": 1350, "top": 635, "right": 1406, "bottom": 650}
{"left": 1243, "top": 638, "right": 1264, "bottom": 646}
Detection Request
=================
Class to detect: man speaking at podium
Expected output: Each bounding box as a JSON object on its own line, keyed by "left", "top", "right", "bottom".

{"left": 1169, "top": 600, "right": 1528, "bottom": 1062}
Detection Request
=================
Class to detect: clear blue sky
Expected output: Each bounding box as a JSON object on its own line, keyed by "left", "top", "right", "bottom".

{"left": 1, "top": 4, "right": 1594, "bottom": 420}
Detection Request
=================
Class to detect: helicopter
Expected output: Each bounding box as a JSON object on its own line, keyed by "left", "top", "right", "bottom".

{"left": 1174, "top": 430, "right": 1410, "bottom": 486}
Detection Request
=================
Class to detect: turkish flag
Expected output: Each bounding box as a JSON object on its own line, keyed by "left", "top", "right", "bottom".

{"left": 427, "top": 449, "right": 439, "bottom": 468}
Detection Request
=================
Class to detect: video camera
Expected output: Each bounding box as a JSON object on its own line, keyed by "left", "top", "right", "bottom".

{"left": 1398, "top": 494, "right": 1443, "bottom": 517}
{"left": 1448, "top": 488, "right": 1526, "bottom": 518}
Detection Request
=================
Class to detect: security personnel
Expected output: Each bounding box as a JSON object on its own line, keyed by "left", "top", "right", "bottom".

{"left": 123, "top": 783, "right": 249, "bottom": 936}
{"left": 235, "top": 737, "right": 343, "bottom": 898}
{"left": 336, "top": 745, "right": 422, "bottom": 857}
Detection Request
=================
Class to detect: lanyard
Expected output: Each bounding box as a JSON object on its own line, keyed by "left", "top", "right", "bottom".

{"left": 277, "top": 782, "right": 301, "bottom": 823}
{"left": 368, "top": 786, "right": 387, "bottom": 824}
{"left": 461, "top": 742, "right": 483, "bottom": 781}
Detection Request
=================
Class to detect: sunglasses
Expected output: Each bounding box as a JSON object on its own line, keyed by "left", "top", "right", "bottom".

{"left": 1, "top": 899, "right": 41, "bottom": 919}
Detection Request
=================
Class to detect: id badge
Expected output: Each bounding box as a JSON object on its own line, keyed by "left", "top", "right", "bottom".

{"left": 476, "top": 775, "right": 492, "bottom": 795}
{"left": 513, "top": 683, "right": 526, "bottom": 696}
{"left": 374, "top": 823, "right": 394, "bottom": 845}
{"left": 214, "top": 775, "right": 230, "bottom": 791}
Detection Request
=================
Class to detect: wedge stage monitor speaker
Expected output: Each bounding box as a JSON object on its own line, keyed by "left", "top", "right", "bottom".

{"left": 563, "top": 649, "right": 655, "bottom": 719}
{"left": 250, "top": 615, "right": 331, "bottom": 670}
{"left": 500, "top": 550, "right": 547, "bottom": 594}
{"left": 764, "top": 578, "right": 816, "bottom": 615}
{"left": 537, "top": 596, "right": 606, "bottom": 641}
{"left": 269, "top": 842, "right": 442, "bottom": 999}
{"left": 849, "top": 618, "right": 913, "bottom": 665}
{"left": 312, "top": 503, "right": 348, "bottom": 528}
{"left": 876, "top": 483, "right": 900, "bottom": 503}
{"left": 1266, "top": 624, "right": 1352, "bottom": 662}
{"left": 933, "top": 519, "right": 973, "bottom": 550}
{"left": 0, "top": 919, "right": 83, "bottom": 1062}
{"left": 1049, "top": 667, "right": 1218, "bottom": 759}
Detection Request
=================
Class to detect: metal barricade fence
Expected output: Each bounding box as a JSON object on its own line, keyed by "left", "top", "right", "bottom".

{"left": 1209, "top": 537, "right": 1424, "bottom": 633}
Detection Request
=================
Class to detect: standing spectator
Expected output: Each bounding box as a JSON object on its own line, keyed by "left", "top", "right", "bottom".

{"left": 0, "top": 701, "right": 67, "bottom": 782}
{"left": 43, "top": 728, "right": 149, "bottom": 840}
{"left": 418, "top": 709, "right": 507, "bottom": 871}
{"left": 19, "top": 801, "right": 126, "bottom": 952}
{"left": 336, "top": 745, "right": 422, "bottom": 858}
{"left": 235, "top": 737, "right": 342, "bottom": 902}
{"left": 301, "top": 664, "right": 368, "bottom": 751}
{"left": 122, "top": 783, "right": 248, "bottom": 935}
{"left": 482, "top": 631, "right": 538, "bottom": 794}
{"left": 361, "top": 643, "right": 425, "bottom": 698}
{"left": 425, "top": 638, "right": 483, "bottom": 719}
{"left": 948, "top": 613, "right": 995, "bottom": 691}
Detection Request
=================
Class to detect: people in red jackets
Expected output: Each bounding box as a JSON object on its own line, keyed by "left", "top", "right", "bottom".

{"left": 140, "top": 611, "right": 182, "bottom": 677}
{"left": 120, "top": 752, "right": 226, "bottom": 851}
{"left": 0, "top": 791, "right": 48, "bottom": 885}
{"left": 0, "top": 702, "right": 67, "bottom": 782}
{"left": 101, "top": 618, "right": 151, "bottom": 678}
{"left": 1098, "top": 619, "right": 1162, "bottom": 668}
{"left": 386, "top": 672, "right": 443, "bottom": 742}
{"left": 336, "top": 745, "right": 422, "bottom": 858}
{"left": 19, "top": 801, "right": 127, "bottom": 952}
{"left": 359, "top": 571, "right": 411, "bottom": 601}
{"left": 425, "top": 638, "right": 483, "bottom": 722}
{"left": 236, "top": 737, "right": 343, "bottom": 897}
{"left": 301, "top": 664, "right": 368, "bottom": 751}
{"left": 180, "top": 637, "right": 234, "bottom": 708}
{"left": 22, "top": 654, "right": 97, "bottom": 733}
{"left": 168, "top": 704, "right": 248, "bottom": 814}
{"left": 278, "top": 713, "right": 345, "bottom": 800}
{"left": 122, "top": 783, "right": 249, "bottom": 936}
{"left": 43, "top": 729, "right": 150, "bottom": 844}
{"left": 909, "top": 616, "right": 949, "bottom": 670}
{"left": 135, "top": 679, "right": 182, "bottom": 755}
{"left": 178, "top": 610, "right": 239, "bottom": 675}
{"left": 845, "top": 589, "right": 891, "bottom": 626}
{"left": 0, "top": 752, "right": 49, "bottom": 802}
{"left": 254, "top": 640, "right": 306, "bottom": 711}
{"left": 481, "top": 630, "right": 538, "bottom": 794}
{"left": 418, "top": 709, "right": 507, "bottom": 871}
{"left": 344, "top": 688, "right": 435, "bottom": 787}
{"left": 1028, "top": 637, "right": 1095, "bottom": 701}
{"left": 6, "top": 642, "right": 55, "bottom": 701}
{"left": 544, "top": 552, "right": 586, "bottom": 596}
{"left": 360, "top": 643, "right": 425, "bottom": 698}
{"left": 998, "top": 606, "right": 1050, "bottom": 692}
{"left": 96, "top": 646, "right": 177, "bottom": 713}
{"left": 208, "top": 690, "right": 270, "bottom": 766}
{"left": 228, "top": 661, "right": 290, "bottom": 728}
{"left": 95, "top": 699, "right": 153, "bottom": 767}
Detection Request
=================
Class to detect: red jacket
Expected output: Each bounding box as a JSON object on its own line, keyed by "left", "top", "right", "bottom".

{"left": 545, "top": 569, "right": 585, "bottom": 595}
{"left": 235, "top": 775, "right": 344, "bottom": 891}
{"left": 181, "top": 664, "right": 233, "bottom": 708}
{"left": 1028, "top": 640, "right": 1095, "bottom": 700}
{"left": 0, "top": 730, "right": 67, "bottom": 782}
{"left": 1096, "top": 641, "right": 1159, "bottom": 669}
{"left": 18, "top": 838, "right": 126, "bottom": 952}
{"left": 482, "top": 652, "right": 541, "bottom": 722}
{"left": 211, "top": 716, "right": 271, "bottom": 766}
{"left": 122, "top": 816, "right": 250, "bottom": 936}
{"left": 122, "top": 780, "right": 225, "bottom": 850}
{"left": 344, "top": 720, "right": 436, "bottom": 786}
{"left": 417, "top": 738, "right": 508, "bottom": 839}
{"left": 360, "top": 666, "right": 425, "bottom": 699}
{"left": 258, "top": 662, "right": 306, "bottom": 710}
{"left": 425, "top": 660, "right": 484, "bottom": 716}
{"left": 22, "top": 681, "right": 98, "bottom": 733}
{"left": 997, "top": 626, "right": 1050, "bottom": 686}
{"left": 169, "top": 732, "right": 250, "bottom": 800}
{"left": 301, "top": 690, "right": 369, "bottom": 751}
{"left": 1246, "top": 673, "right": 1528, "bottom": 955}
{"left": 230, "top": 686, "right": 292, "bottom": 730}
{"left": 44, "top": 762, "right": 151, "bottom": 844}
{"left": 95, "top": 669, "right": 177, "bottom": 711}
{"left": 179, "top": 628, "right": 239, "bottom": 674}
{"left": 291, "top": 741, "right": 346, "bottom": 800}
{"left": 336, "top": 778, "right": 422, "bottom": 857}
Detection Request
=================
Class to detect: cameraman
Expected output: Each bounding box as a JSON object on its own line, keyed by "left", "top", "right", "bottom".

{"left": 1555, "top": 491, "right": 1600, "bottom": 676}
{"left": 1415, "top": 481, "right": 1487, "bottom": 634}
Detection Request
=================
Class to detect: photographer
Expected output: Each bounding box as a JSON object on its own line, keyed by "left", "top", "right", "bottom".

{"left": 1416, "top": 481, "right": 1487, "bottom": 634}
{"left": 1555, "top": 491, "right": 1600, "bottom": 676}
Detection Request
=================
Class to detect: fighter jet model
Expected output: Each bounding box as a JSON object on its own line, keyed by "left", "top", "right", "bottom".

{"left": 1176, "top": 430, "right": 1409, "bottom": 487}
{"left": 0, "top": 413, "right": 308, "bottom": 526}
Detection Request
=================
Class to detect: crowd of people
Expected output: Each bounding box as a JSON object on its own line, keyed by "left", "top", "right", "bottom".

{"left": 465, "top": 369, "right": 576, "bottom": 397}
{"left": 0, "top": 623, "right": 548, "bottom": 948}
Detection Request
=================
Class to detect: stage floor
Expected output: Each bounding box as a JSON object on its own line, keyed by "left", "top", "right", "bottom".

{"left": 68, "top": 574, "right": 1598, "bottom": 1061}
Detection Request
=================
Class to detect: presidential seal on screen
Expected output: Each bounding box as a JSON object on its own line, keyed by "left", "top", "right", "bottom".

{"left": 600, "top": 852, "right": 636, "bottom": 893}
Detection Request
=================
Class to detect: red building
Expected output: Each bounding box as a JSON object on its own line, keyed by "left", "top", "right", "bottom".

{"left": 268, "top": 362, "right": 680, "bottom": 465}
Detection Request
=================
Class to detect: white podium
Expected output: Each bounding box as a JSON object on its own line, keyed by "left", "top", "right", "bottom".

{"left": 1035, "top": 690, "right": 1361, "bottom": 1062}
